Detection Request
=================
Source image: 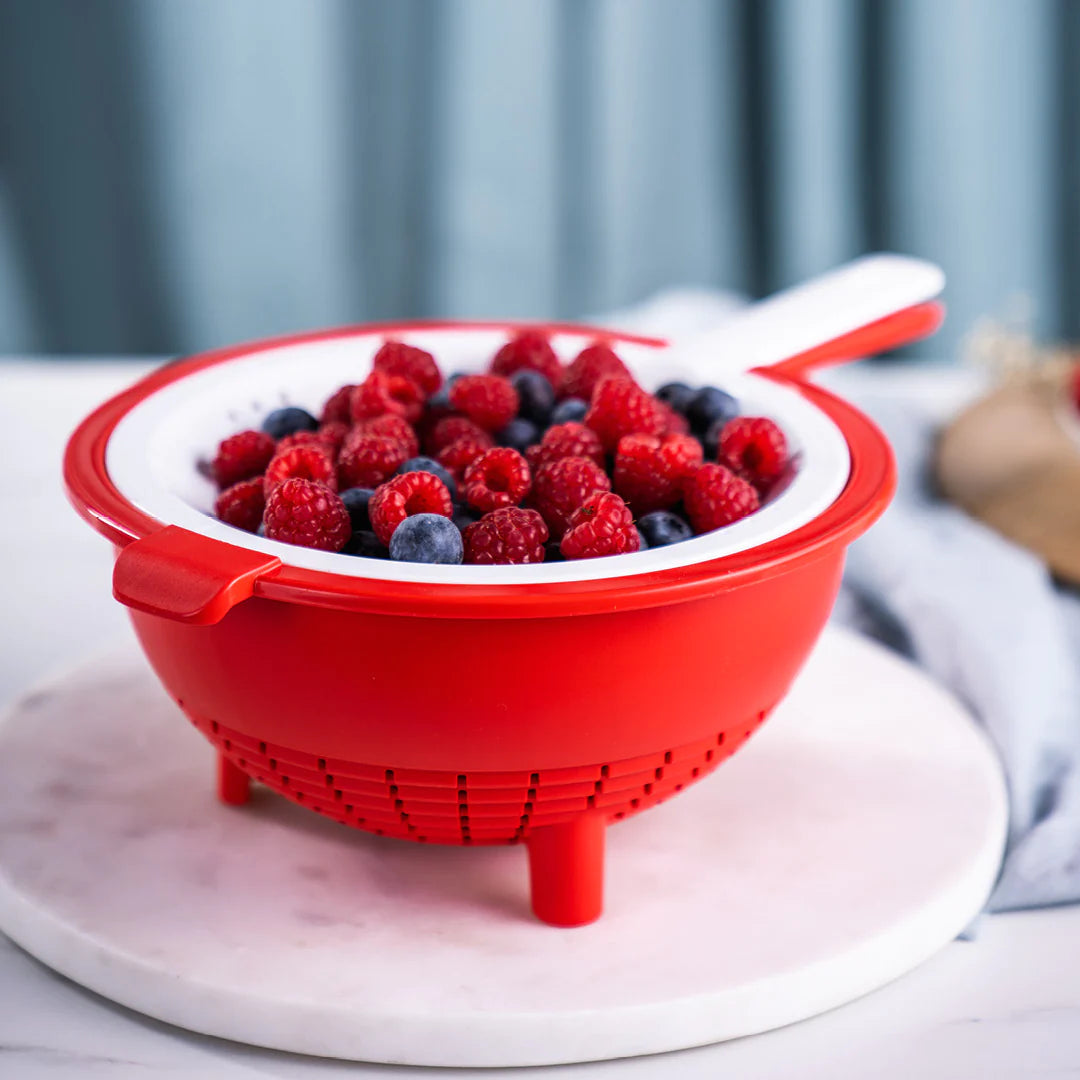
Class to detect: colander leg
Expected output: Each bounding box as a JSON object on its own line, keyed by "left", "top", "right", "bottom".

{"left": 217, "top": 753, "right": 250, "bottom": 806}
{"left": 526, "top": 815, "right": 605, "bottom": 927}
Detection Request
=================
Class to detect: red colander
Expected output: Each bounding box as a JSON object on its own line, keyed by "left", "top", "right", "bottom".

{"left": 64, "top": 256, "right": 944, "bottom": 926}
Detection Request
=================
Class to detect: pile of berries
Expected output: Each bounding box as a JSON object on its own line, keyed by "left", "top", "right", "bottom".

{"left": 207, "top": 332, "right": 789, "bottom": 565}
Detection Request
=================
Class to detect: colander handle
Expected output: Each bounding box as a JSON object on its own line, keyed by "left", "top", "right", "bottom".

{"left": 113, "top": 525, "right": 281, "bottom": 625}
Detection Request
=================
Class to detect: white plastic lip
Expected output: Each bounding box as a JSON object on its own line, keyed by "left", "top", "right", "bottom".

{"left": 104, "top": 326, "right": 852, "bottom": 586}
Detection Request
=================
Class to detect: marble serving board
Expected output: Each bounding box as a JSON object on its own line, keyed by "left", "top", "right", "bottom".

{"left": 0, "top": 627, "right": 1007, "bottom": 1068}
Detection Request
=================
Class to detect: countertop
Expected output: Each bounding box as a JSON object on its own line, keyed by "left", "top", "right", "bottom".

{"left": 1, "top": 357, "right": 1079, "bottom": 1079}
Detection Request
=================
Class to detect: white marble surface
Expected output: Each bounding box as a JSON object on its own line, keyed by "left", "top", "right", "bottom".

{"left": 1, "top": 358, "right": 1079, "bottom": 1078}
{"left": 0, "top": 629, "right": 1005, "bottom": 1067}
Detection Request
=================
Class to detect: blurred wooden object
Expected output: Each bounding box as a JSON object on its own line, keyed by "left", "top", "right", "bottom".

{"left": 936, "top": 323, "right": 1080, "bottom": 582}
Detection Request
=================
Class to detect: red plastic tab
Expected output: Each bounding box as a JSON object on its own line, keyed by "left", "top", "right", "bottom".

{"left": 113, "top": 525, "right": 280, "bottom": 625}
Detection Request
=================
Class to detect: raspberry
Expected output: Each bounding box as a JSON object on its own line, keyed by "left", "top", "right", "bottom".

{"left": 372, "top": 340, "right": 442, "bottom": 397}
{"left": 682, "top": 463, "right": 760, "bottom": 533}
{"left": 212, "top": 429, "right": 276, "bottom": 489}
{"left": 426, "top": 415, "right": 493, "bottom": 455}
{"left": 356, "top": 413, "right": 420, "bottom": 457}
{"left": 490, "top": 329, "right": 563, "bottom": 386}
{"left": 560, "top": 492, "right": 640, "bottom": 560}
{"left": 214, "top": 478, "right": 265, "bottom": 533}
{"left": 369, "top": 471, "right": 453, "bottom": 546}
{"left": 560, "top": 342, "right": 631, "bottom": 401}
{"left": 462, "top": 447, "right": 531, "bottom": 512}
{"left": 613, "top": 433, "right": 704, "bottom": 514}
{"left": 321, "top": 383, "right": 356, "bottom": 424}
{"left": 350, "top": 370, "right": 424, "bottom": 424}
{"left": 264, "top": 443, "right": 338, "bottom": 495}
{"left": 530, "top": 455, "right": 611, "bottom": 539}
{"left": 263, "top": 478, "right": 351, "bottom": 551}
{"left": 337, "top": 430, "right": 410, "bottom": 489}
{"left": 657, "top": 401, "right": 692, "bottom": 437}
{"left": 449, "top": 374, "right": 519, "bottom": 432}
{"left": 317, "top": 421, "right": 350, "bottom": 454}
{"left": 525, "top": 422, "right": 604, "bottom": 471}
{"left": 463, "top": 507, "right": 548, "bottom": 564}
{"left": 275, "top": 430, "right": 334, "bottom": 455}
{"left": 437, "top": 436, "right": 492, "bottom": 482}
{"left": 719, "top": 417, "right": 789, "bottom": 488}
{"left": 585, "top": 376, "right": 665, "bottom": 452}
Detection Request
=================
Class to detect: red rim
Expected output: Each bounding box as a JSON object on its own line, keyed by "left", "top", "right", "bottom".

{"left": 63, "top": 320, "right": 896, "bottom": 619}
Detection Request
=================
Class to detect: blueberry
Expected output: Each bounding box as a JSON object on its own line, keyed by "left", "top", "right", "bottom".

{"left": 389, "top": 514, "right": 464, "bottom": 564}
{"left": 395, "top": 456, "right": 457, "bottom": 500}
{"left": 550, "top": 397, "right": 588, "bottom": 425}
{"left": 636, "top": 527, "right": 649, "bottom": 551}
{"left": 256, "top": 522, "right": 267, "bottom": 538}
{"left": 339, "top": 487, "right": 375, "bottom": 531}
{"left": 448, "top": 372, "right": 469, "bottom": 385}
{"left": 261, "top": 406, "right": 319, "bottom": 439}
{"left": 544, "top": 539, "right": 565, "bottom": 562}
{"left": 344, "top": 529, "right": 390, "bottom": 559}
{"left": 704, "top": 418, "right": 726, "bottom": 460}
{"left": 496, "top": 417, "right": 540, "bottom": 452}
{"left": 452, "top": 504, "right": 481, "bottom": 531}
{"left": 656, "top": 381, "right": 695, "bottom": 415}
{"left": 511, "top": 370, "right": 555, "bottom": 425}
{"left": 637, "top": 510, "right": 693, "bottom": 548}
{"left": 686, "top": 387, "right": 738, "bottom": 435}
{"left": 426, "top": 385, "right": 453, "bottom": 413}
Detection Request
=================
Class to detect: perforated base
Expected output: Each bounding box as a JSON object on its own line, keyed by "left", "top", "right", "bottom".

{"left": 0, "top": 628, "right": 1007, "bottom": 1067}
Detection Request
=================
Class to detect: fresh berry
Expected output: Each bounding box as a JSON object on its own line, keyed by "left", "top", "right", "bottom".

{"left": 560, "top": 492, "right": 640, "bottom": 559}
{"left": 637, "top": 510, "right": 693, "bottom": 548}
{"left": 682, "top": 463, "right": 760, "bottom": 533}
{"left": 658, "top": 401, "right": 692, "bottom": 436}
{"left": 526, "top": 421, "right": 605, "bottom": 470}
{"left": 719, "top": 417, "right": 788, "bottom": 487}
{"left": 424, "top": 384, "right": 455, "bottom": 425}
{"left": 655, "top": 382, "right": 695, "bottom": 415}
{"left": 212, "top": 430, "right": 276, "bottom": 489}
{"left": 274, "top": 430, "right": 330, "bottom": 455}
{"left": 350, "top": 370, "right": 424, "bottom": 423}
{"left": 613, "top": 433, "right": 703, "bottom": 514}
{"left": 263, "top": 478, "right": 351, "bottom": 551}
{"left": 491, "top": 329, "right": 563, "bottom": 387}
{"left": 463, "top": 507, "right": 548, "bottom": 564}
{"left": 550, "top": 397, "right": 588, "bottom": 425}
{"left": 214, "top": 478, "right": 265, "bottom": 533}
{"left": 264, "top": 443, "right": 337, "bottom": 494}
{"left": 510, "top": 370, "right": 556, "bottom": 425}
{"left": 372, "top": 340, "right": 442, "bottom": 396}
{"left": 427, "top": 415, "right": 493, "bottom": 455}
{"left": 687, "top": 386, "right": 738, "bottom": 435}
{"left": 530, "top": 455, "right": 611, "bottom": 539}
{"left": 357, "top": 413, "right": 420, "bottom": 457}
{"left": 436, "top": 435, "right": 492, "bottom": 482}
{"left": 339, "top": 486, "right": 376, "bottom": 531}
{"left": 389, "top": 513, "right": 464, "bottom": 564}
{"left": 449, "top": 374, "right": 519, "bottom": 432}
{"left": 321, "top": 384, "right": 356, "bottom": 424}
{"left": 463, "top": 447, "right": 531, "bottom": 512}
{"left": 317, "top": 421, "right": 350, "bottom": 454}
{"left": 544, "top": 539, "right": 565, "bottom": 562}
{"left": 585, "top": 376, "right": 665, "bottom": 452}
{"left": 636, "top": 527, "right": 649, "bottom": 550}
{"left": 369, "top": 471, "right": 454, "bottom": 546}
{"left": 343, "top": 529, "right": 389, "bottom": 559}
{"left": 261, "top": 406, "right": 319, "bottom": 440}
{"left": 396, "top": 455, "right": 458, "bottom": 500}
{"left": 496, "top": 417, "right": 540, "bottom": 452}
{"left": 561, "top": 343, "right": 631, "bottom": 401}
{"left": 337, "top": 430, "right": 411, "bottom": 488}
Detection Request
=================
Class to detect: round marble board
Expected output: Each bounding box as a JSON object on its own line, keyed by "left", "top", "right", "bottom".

{"left": 0, "top": 627, "right": 1006, "bottom": 1068}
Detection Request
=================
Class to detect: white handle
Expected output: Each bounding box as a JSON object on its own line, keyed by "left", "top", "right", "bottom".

{"left": 665, "top": 253, "right": 945, "bottom": 378}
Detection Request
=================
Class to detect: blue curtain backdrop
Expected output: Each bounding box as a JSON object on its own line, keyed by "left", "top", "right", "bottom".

{"left": 0, "top": 0, "right": 1074, "bottom": 358}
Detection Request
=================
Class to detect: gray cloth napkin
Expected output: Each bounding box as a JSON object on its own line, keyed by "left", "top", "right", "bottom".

{"left": 604, "top": 291, "right": 1080, "bottom": 912}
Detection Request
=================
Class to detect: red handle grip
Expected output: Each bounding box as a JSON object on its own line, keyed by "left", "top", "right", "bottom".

{"left": 113, "top": 525, "right": 281, "bottom": 625}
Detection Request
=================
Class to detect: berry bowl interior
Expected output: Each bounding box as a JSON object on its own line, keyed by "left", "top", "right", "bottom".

{"left": 104, "top": 325, "right": 851, "bottom": 584}
{"left": 64, "top": 321, "right": 896, "bottom": 927}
